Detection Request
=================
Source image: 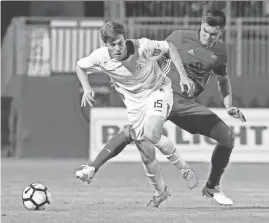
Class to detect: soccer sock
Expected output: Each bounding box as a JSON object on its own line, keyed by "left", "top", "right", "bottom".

{"left": 142, "top": 158, "right": 166, "bottom": 196}
{"left": 90, "top": 131, "right": 128, "bottom": 172}
{"left": 207, "top": 144, "right": 233, "bottom": 188}
{"left": 154, "top": 135, "right": 187, "bottom": 170}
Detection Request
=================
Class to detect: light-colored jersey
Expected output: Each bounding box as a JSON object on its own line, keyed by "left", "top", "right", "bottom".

{"left": 77, "top": 38, "right": 171, "bottom": 105}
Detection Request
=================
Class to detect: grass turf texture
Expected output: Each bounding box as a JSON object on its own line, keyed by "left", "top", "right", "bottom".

{"left": 2, "top": 159, "right": 269, "bottom": 223}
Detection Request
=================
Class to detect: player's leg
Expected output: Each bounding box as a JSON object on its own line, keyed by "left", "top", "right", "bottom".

{"left": 144, "top": 89, "right": 199, "bottom": 189}
{"left": 135, "top": 139, "right": 170, "bottom": 208}
{"left": 75, "top": 126, "right": 133, "bottom": 183}
{"left": 144, "top": 115, "right": 199, "bottom": 189}
{"left": 168, "top": 97, "right": 234, "bottom": 205}
{"left": 205, "top": 121, "right": 234, "bottom": 186}
{"left": 200, "top": 117, "right": 234, "bottom": 206}
{"left": 90, "top": 125, "right": 132, "bottom": 171}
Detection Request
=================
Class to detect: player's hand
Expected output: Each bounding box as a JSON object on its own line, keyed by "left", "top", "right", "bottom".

{"left": 227, "top": 107, "right": 246, "bottom": 123}
{"left": 81, "top": 88, "right": 96, "bottom": 107}
{"left": 180, "top": 76, "right": 195, "bottom": 96}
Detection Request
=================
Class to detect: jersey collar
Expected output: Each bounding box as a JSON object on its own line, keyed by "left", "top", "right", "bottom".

{"left": 119, "top": 40, "right": 135, "bottom": 61}
{"left": 108, "top": 40, "right": 135, "bottom": 62}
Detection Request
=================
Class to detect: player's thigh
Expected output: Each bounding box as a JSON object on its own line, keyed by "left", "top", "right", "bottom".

{"left": 170, "top": 112, "right": 232, "bottom": 144}
{"left": 125, "top": 100, "right": 147, "bottom": 141}
{"left": 207, "top": 119, "right": 234, "bottom": 148}
{"left": 168, "top": 95, "right": 234, "bottom": 146}
{"left": 135, "top": 139, "right": 156, "bottom": 163}
{"left": 144, "top": 115, "right": 166, "bottom": 143}
{"left": 168, "top": 96, "right": 222, "bottom": 135}
{"left": 144, "top": 87, "right": 173, "bottom": 142}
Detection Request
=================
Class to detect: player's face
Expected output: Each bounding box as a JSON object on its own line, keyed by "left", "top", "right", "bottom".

{"left": 200, "top": 23, "right": 223, "bottom": 48}
{"left": 105, "top": 34, "right": 127, "bottom": 60}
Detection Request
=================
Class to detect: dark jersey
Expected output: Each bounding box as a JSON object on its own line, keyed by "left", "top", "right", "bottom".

{"left": 162, "top": 30, "right": 227, "bottom": 97}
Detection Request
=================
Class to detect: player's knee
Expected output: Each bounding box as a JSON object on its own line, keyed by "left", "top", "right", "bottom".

{"left": 140, "top": 149, "right": 155, "bottom": 164}
{"left": 123, "top": 125, "right": 133, "bottom": 144}
{"left": 226, "top": 130, "right": 235, "bottom": 149}
{"left": 144, "top": 130, "right": 162, "bottom": 145}
{"left": 211, "top": 122, "right": 235, "bottom": 149}
{"left": 141, "top": 155, "right": 155, "bottom": 165}
{"left": 144, "top": 117, "right": 165, "bottom": 144}
{"left": 219, "top": 129, "right": 235, "bottom": 149}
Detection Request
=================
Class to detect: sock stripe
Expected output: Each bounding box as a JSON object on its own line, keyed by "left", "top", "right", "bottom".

{"left": 105, "top": 148, "right": 111, "bottom": 153}
{"left": 169, "top": 159, "right": 180, "bottom": 165}
{"left": 166, "top": 148, "right": 176, "bottom": 159}
{"left": 145, "top": 173, "right": 155, "bottom": 178}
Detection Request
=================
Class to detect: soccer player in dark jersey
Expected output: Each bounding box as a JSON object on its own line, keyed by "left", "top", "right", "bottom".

{"left": 76, "top": 9, "right": 246, "bottom": 206}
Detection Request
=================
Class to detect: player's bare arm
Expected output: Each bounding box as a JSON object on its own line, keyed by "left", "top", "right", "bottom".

{"left": 167, "top": 42, "right": 195, "bottom": 96}
{"left": 76, "top": 49, "right": 103, "bottom": 107}
{"left": 216, "top": 74, "right": 246, "bottom": 122}
{"left": 76, "top": 65, "right": 96, "bottom": 107}
{"left": 216, "top": 75, "right": 232, "bottom": 109}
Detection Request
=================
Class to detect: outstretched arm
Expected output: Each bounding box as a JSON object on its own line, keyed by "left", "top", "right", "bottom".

{"left": 215, "top": 71, "right": 246, "bottom": 122}
{"left": 216, "top": 75, "right": 232, "bottom": 109}
{"left": 138, "top": 38, "right": 195, "bottom": 96}
{"left": 76, "top": 50, "right": 102, "bottom": 107}
{"left": 76, "top": 65, "right": 96, "bottom": 107}
{"left": 167, "top": 42, "right": 195, "bottom": 95}
{"left": 76, "top": 65, "right": 92, "bottom": 92}
{"left": 167, "top": 42, "right": 188, "bottom": 79}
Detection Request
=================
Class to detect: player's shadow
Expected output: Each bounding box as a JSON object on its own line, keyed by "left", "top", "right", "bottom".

{"left": 183, "top": 206, "right": 269, "bottom": 210}
{"left": 45, "top": 208, "right": 70, "bottom": 212}
{"left": 226, "top": 206, "right": 269, "bottom": 210}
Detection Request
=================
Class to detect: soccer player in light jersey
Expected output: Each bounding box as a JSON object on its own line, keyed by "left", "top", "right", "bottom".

{"left": 75, "top": 21, "right": 199, "bottom": 208}
{"left": 76, "top": 10, "right": 247, "bottom": 207}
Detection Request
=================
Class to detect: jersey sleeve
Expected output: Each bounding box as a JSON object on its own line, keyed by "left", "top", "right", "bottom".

{"left": 136, "top": 38, "right": 170, "bottom": 60}
{"left": 212, "top": 64, "right": 228, "bottom": 77}
{"left": 165, "top": 30, "right": 184, "bottom": 48}
{"left": 76, "top": 49, "right": 102, "bottom": 74}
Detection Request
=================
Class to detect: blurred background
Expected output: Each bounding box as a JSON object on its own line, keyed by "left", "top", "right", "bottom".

{"left": 1, "top": 1, "right": 269, "bottom": 160}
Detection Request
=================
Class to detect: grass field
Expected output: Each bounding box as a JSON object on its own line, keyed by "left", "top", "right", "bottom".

{"left": 1, "top": 159, "right": 269, "bottom": 223}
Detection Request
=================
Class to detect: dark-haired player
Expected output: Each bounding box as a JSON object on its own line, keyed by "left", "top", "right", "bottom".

{"left": 76, "top": 10, "right": 246, "bottom": 206}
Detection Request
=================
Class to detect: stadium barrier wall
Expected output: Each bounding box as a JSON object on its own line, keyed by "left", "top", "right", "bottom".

{"left": 198, "top": 75, "right": 269, "bottom": 108}
{"left": 6, "top": 76, "right": 89, "bottom": 158}
{"left": 90, "top": 108, "right": 269, "bottom": 163}
{"left": 3, "top": 74, "right": 269, "bottom": 158}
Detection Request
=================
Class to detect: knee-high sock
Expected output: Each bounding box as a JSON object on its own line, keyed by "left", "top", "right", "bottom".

{"left": 154, "top": 135, "right": 188, "bottom": 170}
{"left": 207, "top": 144, "right": 233, "bottom": 188}
{"left": 142, "top": 158, "right": 166, "bottom": 196}
{"left": 90, "top": 132, "right": 128, "bottom": 172}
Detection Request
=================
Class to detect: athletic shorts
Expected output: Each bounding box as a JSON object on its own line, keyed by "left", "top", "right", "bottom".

{"left": 127, "top": 82, "right": 173, "bottom": 140}
{"left": 167, "top": 93, "right": 225, "bottom": 137}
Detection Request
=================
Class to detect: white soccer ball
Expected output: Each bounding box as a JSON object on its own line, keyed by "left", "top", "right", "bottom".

{"left": 22, "top": 183, "right": 51, "bottom": 210}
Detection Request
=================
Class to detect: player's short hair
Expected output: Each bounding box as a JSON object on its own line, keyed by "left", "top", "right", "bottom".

{"left": 202, "top": 9, "right": 226, "bottom": 28}
{"left": 100, "top": 22, "right": 126, "bottom": 43}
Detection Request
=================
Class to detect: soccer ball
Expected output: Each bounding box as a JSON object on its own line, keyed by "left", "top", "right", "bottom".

{"left": 22, "top": 183, "right": 51, "bottom": 210}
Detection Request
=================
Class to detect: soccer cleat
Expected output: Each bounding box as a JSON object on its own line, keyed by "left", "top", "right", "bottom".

{"left": 180, "top": 168, "right": 199, "bottom": 189}
{"left": 75, "top": 165, "right": 96, "bottom": 184}
{"left": 147, "top": 185, "right": 171, "bottom": 208}
{"left": 202, "top": 184, "right": 233, "bottom": 206}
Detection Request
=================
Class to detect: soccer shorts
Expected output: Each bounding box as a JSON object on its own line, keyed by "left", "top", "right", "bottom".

{"left": 167, "top": 93, "right": 226, "bottom": 137}
{"left": 126, "top": 83, "right": 173, "bottom": 140}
